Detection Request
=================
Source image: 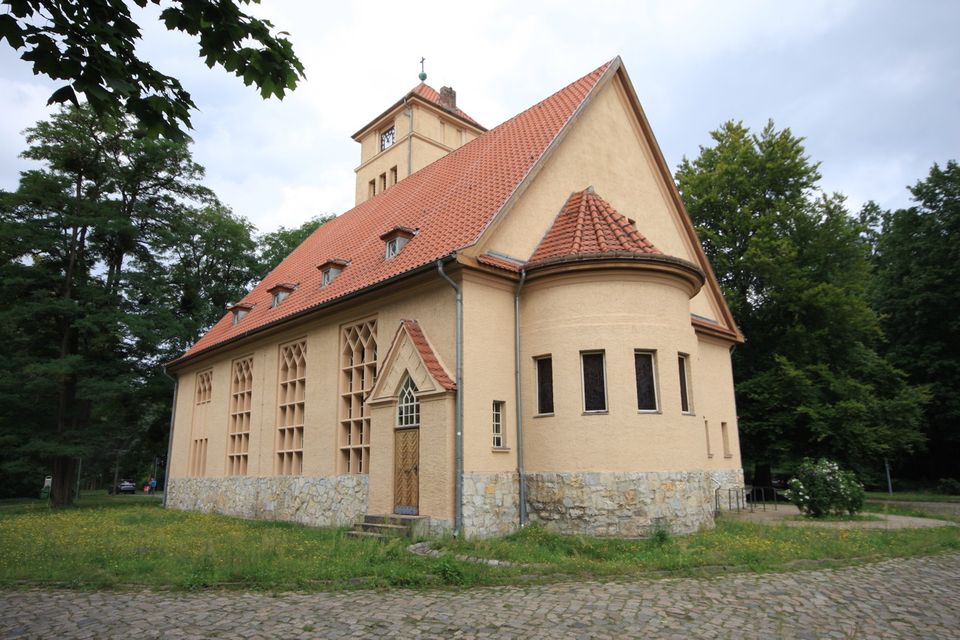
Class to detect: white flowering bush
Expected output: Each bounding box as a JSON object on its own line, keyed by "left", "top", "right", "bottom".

{"left": 784, "top": 458, "right": 864, "bottom": 517}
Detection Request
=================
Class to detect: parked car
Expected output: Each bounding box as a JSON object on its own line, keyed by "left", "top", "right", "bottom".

{"left": 109, "top": 479, "right": 136, "bottom": 495}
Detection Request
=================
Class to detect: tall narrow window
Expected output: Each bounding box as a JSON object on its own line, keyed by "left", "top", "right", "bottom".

{"left": 634, "top": 350, "right": 658, "bottom": 411}
{"left": 535, "top": 356, "right": 554, "bottom": 414}
{"left": 368, "top": 179, "right": 376, "bottom": 198}
{"left": 389, "top": 166, "right": 398, "bottom": 186}
{"left": 492, "top": 401, "right": 505, "bottom": 448}
{"left": 380, "top": 172, "right": 387, "bottom": 192}
{"left": 397, "top": 376, "right": 420, "bottom": 428}
{"left": 705, "top": 419, "right": 713, "bottom": 458}
{"left": 722, "top": 421, "right": 732, "bottom": 458}
{"left": 276, "top": 340, "right": 306, "bottom": 475}
{"left": 189, "top": 370, "right": 212, "bottom": 476}
{"left": 339, "top": 318, "right": 377, "bottom": 473}
{"left": 581, "top": 351, "right": 607, "bottom": 413}
{"left": 227, "top": 357, "right": 253, "bottom": 475}
{"left": 678, "top": 353, "right": 692, "bottom": 413}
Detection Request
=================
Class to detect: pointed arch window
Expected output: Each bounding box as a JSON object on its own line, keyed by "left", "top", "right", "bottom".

{"left": 397, "top": 376, "right": 420, "bottom": 428}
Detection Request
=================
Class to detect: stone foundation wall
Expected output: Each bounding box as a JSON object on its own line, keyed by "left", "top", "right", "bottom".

{"left": 461, "top": 472, "right": 520, "bottom": 538}
{"left": 708, "top": 468, "right": 747, "bottom": 512}
{"left": 166, "top": 475, "right": 368, "bottom": 527}
{"left": 524, "top": 469, "right": 744, "bottom": 537}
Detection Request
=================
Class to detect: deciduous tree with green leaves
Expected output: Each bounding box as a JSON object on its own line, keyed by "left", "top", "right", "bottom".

{"left": 872, "top": 161, "right": 960, "bottom": 481}
{"left": 675, "top": 120, "right": 927, "bottom": 479}
{"left": 255, "top": 214, "right": 334, "bottom": 281}
{"left": 0, "top": 0, "right": 305, "bottom": 139}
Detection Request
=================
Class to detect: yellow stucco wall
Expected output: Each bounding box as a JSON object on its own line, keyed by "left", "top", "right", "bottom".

{"left": 518, "top": 267, "right": 741, "bottom": 474}
{"left": 474, "top": 74, "right": 723, "bottom": 324}
{"left": 169, "top": 274, "right": 458, "bottom": 503}
{"left": 355, "top": 102, "right": 482, "bottom": 205}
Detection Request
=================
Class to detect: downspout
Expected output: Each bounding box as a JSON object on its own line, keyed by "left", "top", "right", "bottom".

{"left": 514, "top": 269, "right": 528, "bottom": 526}
{"left": 161, "top": 369, "right": 179, "bottom": 509}
{"left": 436, "top": 259, "right": 464, "bottom": 536}
{"left": 406, "top": 99, "right": 414, "bottom": 177}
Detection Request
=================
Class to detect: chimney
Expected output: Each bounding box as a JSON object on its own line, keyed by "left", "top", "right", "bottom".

{"left": 438, "top": 86, "right": 457, "bottom": 111}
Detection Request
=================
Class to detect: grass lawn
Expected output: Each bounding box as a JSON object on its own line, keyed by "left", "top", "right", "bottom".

{"left": 1, "top": 492, "right": 958, "bottom": 592}
{"left": 864, "top": 491, "right": 960, "bottom": 503}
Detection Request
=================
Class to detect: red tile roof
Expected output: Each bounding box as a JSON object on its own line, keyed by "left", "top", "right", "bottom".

{"left": 402, "top": 319, "right": 456, "bottom": 391}
{"left": 526, "top": 188, "right": 661, "bottom": 268}
{"left": 174, "top": 61, "right": 613, "bottom": 365}
{"left": 477, "top": 253, "right": 524, "bottom": 272}
{"left": 411, "top": 83, "right": 483, "bottom": 128}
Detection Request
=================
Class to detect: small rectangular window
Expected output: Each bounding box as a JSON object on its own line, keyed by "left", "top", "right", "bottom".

{"left": 535, "top": 356, "right": 553, "bottom": 415}
{"left": 678, "top": 353, "right": 692, "bottom": 413}
{"left": 380, "top": 172, "right": 387, "bottom": 192}
{"left": 368, "top": 179, "right": 376, "bottom": 198}
{"left": 634, "top": 351, "right": 658, "bottom": 411}
{"left": 581, "top": 351, "right": 607, "bottom": 413}
{"left": 722, "top": 421, "right": 732, "bottom": 457}
{"left": 492, "top": 401, "right": 505, "bottom": 448}
{"left": 390, "top": 166, "right": 398, "bottom": 186}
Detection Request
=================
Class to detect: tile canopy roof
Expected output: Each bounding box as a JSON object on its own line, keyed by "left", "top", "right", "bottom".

{"left": 402, "top": 320, "right": 456, "bottom": 391}
{"left": 526, "top": 188, "right": 662, "bottom": 268}
{"left": 175, "top": 60, "right": 613, "bottom": 364}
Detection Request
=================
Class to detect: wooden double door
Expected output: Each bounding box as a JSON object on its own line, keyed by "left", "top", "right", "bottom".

{"left": 394, "top": 428, "right": 419, "bottom": 515}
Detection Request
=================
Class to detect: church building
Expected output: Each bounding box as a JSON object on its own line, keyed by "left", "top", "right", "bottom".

{"left": 165, "top": 57, "right": 745, "bottom": 538}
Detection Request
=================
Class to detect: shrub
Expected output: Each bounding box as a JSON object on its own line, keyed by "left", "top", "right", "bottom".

{"left": 784, "top": 458, "right": 865, "bottom": 517}
{"left": 937, "top": 478, "right": 960, "bottom": 495}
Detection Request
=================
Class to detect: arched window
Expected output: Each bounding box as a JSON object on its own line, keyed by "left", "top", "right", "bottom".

{"left": 397, "top": 376, "right": 420, "bottom": 428}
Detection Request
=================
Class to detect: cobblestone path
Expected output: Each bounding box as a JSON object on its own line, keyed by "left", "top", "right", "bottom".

{"left": 2, "top": 553, "right": 958, "bottom": 639}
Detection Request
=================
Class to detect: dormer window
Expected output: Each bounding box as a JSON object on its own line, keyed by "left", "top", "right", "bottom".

{"left": 318, "top": 259, "right": 350, "bottom": 288}
{"left": 267, "top": 282, "right": 298, "bottom": 308}
{"left": 379, "top": 126, "right": 396, "bottom": 151}
{"left": 380, "top": 226, "right": 417, "bottom": 260}
{"left": 227, "top": 302, "right": 254, "bottom": 325}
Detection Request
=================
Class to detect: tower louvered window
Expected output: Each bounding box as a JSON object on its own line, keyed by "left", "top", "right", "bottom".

{"left": 276, "top": 340, "right": 306, "bottom": 475}
{"left": 189, "top": 370, "right": 213, "bottom": 476}
{"left": 339, "top": 318, "right": 377, "bottom": 474}
{"left": 227, "top": 357, "right": 253, "bottom": 475}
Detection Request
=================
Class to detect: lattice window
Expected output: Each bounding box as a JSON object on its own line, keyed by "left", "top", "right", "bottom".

{"left": 492, "top": 401, "right": 505, "bottom": 448}
{"left": 189, "top": 370, "right": 212, "bottom": 476}
{"left": 276, "top": 340, "right": 306, "bottom": 475}
{"left": 338, "top": 318, "right": 377, "bottom": 474}
{"left": 227, "top": 357, "right": 253, "bottom": 475}
{"left": 397, "top": 376, "right": 420, "bottom": 428}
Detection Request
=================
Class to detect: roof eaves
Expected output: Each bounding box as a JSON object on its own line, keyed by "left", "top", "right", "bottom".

{"left": 166, "top": 254, "right": 458, "bottom": 372}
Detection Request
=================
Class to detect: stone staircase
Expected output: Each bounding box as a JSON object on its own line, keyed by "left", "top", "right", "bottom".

{"left": 346, "top": 514, "right": 429, "bottom": 541}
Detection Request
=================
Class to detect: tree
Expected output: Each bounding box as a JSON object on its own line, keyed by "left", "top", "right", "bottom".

{"left": 0, "top": 0, "right": 304, "bottom": 139}
{"left": 676, "top": 120, "right": 927, "bottom": 478}
{"left": 0, "top": 105, "right": 256, "bottom": 504}
{"left": 256, "top": 214, "right": 333, "bottom": 280}
{"left": 873, "top": 161, "right": 960, "bottom": 480}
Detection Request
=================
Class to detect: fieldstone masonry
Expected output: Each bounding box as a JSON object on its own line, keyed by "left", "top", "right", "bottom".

{"left": 524, "top": 469, "right": 744, "bottom": 537}
{"left": 167, "top": 475, "right": 367, "bottom": 527}
{"left": 461, "top": 472, "right": 520, "bottom": 538}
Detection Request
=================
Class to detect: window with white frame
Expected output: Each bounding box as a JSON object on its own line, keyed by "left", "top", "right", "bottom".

{"left": 385, "top": 236, "right": 408, "bottom": 259}
{"left": 535, "top": 355, "right": 554, "bottom": 414}
{"left": 581, "top": 351, "right": 607, "bottom": 413}
{"left": 678, "top": 353, "right": 692, "bottom": 413}
{"left": 634, "top": 350, "right": 659, "bottom": 411}
{"left": 492, "top": 401, "right": 505, "bottom": 448}
{"left": 397, "top": 376, "right": 420, "bottom": 428}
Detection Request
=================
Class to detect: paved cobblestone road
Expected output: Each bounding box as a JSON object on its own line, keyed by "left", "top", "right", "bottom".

{"left": 2, "top": 553, "right": 958, "bottom": 639}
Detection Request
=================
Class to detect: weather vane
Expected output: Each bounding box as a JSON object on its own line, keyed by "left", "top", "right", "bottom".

{"left": 419, "top": 57, "right": 427, "bottom": 82}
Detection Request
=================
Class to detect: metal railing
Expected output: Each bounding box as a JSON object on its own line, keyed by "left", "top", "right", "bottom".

{"left": 715, "top": 485, "right": 779, "bottom": 514}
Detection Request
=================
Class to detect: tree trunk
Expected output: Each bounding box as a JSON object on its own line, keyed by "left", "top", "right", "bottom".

{"left": 50, "top": 456, "right": 77, "bottom": 508}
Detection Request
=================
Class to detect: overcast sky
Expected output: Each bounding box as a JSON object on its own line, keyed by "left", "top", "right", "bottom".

{"left": 2, "top": 0, "right": 958, "bottom": 233}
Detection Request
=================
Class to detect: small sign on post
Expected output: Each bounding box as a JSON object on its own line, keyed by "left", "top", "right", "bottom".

{"left": 40, "top": 475, "right": 52, "bottom": 500}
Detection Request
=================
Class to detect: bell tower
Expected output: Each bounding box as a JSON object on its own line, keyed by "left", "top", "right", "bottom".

{"left": 351, "top": 61, "right": 486, "bottom": 205}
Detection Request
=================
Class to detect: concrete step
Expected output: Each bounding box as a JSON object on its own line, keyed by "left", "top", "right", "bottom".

{"left": 360, "top": 522, "right": 409, "bottom": 536}
{"left": 363, "top": 514, "right": 428, "bottom": 527}
{"left": 345, "top": 530, "right": 391, "bottom": 542}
